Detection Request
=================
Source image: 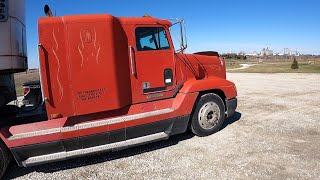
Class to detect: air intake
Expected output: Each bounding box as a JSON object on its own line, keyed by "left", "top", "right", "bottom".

{"left": 0, "top": 0, "right": 8, "bottom": 22}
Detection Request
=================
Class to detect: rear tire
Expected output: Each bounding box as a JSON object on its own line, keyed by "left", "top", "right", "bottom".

{"left": 0, "top": 141, "right": 10, "bottom": 178}
{"left": 190, "top": 93, "right": 225, "bottom": 137}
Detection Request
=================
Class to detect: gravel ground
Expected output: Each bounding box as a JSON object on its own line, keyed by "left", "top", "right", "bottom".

{"left": 3, "top": 73, "right": 320, "bottom": 180}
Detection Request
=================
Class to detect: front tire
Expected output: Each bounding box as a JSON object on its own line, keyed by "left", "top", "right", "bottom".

{"left": 190, "top": 93, "right": 225, "bottom": 137}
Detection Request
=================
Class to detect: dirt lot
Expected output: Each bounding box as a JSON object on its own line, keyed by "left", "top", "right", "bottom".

{"left": 4, "top": 73, "right": 320, "bottom": 180}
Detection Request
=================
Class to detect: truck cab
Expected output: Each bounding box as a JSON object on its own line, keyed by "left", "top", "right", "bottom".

{"left": 0, "top": 13, "right": 237, "bottom": 177}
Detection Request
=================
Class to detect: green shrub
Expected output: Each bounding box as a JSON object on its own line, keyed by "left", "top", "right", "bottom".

{"left": 291, "top": 58, "right": 299, "bottom": 69}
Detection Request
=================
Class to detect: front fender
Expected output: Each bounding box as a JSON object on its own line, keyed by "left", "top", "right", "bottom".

{"left": 179, "top": 77, "right": 237, "bottom": 99}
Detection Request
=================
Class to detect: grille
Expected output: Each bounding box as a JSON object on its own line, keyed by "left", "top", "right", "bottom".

{"left": 0, "top": 0, "right": 8, "bottom": 22}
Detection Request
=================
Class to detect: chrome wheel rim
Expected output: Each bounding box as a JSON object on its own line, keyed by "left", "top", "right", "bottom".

{"left": 198, "top": 101, "right": 220, "bottom": 129}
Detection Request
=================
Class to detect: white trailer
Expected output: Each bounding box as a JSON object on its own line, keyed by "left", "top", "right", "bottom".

{"left": 0, "top": 0, "right": 27, "bottom": 108}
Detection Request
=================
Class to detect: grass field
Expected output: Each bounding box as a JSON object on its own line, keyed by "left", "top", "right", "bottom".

{"left": 14, "top": 70, "right": 40, "bottom": 96}
{"left": 226, "top": 60, "right": 320, "bottom": 73}
{"left": 225, "top": 62, "right": 241, "bottom": 70}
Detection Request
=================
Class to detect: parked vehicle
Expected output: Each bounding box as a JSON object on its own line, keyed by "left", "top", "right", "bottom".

{"left": 0, "top": 3, "right": 237, "bottom": 178}
{"left": 23, "top": 80, "right": 42, "bottom": 106}
{"left": 0, "top": 0, "right": 27, "bottom": 109}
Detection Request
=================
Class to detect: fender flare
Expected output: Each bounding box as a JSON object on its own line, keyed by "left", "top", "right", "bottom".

{"left": 179, "top": 77, "right": 237, "bottom": 99}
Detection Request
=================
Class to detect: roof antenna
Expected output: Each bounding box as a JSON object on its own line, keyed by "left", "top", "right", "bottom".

{"left": 44, "top": 4, "right": 52, "bottom": 17}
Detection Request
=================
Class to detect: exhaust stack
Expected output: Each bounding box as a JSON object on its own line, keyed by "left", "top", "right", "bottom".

{"left": 44, "top": 5, "right": 52, "bottom": 17}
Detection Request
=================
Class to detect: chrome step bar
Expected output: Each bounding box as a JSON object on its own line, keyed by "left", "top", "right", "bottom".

{"left": 22, "top": 132, "right": 169, "bottom": 167}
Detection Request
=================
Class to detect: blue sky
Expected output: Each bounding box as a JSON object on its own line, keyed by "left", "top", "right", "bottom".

{"left": 26, "top": 0, "right": 320, "bottom": 68}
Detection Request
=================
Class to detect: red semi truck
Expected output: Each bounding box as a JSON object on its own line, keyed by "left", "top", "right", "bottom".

{"left": 0, "top": 3, "right": 237, "bottom": 178}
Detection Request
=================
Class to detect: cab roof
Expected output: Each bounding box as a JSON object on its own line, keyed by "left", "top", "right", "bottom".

{"left": 118, "top": 17, "right": 172, "bottom": 26}
{"left": 43, "top": 14, "right": 172, "bottom": 26}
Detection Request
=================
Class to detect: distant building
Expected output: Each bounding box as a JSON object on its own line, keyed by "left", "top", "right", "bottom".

{"left": 245, "top": 53, "right": 258, "bottom": 56}
{"left": 282, "top": 48, "right": 300, "bottom": 56}
{"left": 260, "top": 47, "right": 273, "bottom": 56}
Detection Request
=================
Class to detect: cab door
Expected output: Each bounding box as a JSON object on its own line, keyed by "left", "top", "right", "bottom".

{"left": 131, "top": 26, "right": 176, "bottom": 103}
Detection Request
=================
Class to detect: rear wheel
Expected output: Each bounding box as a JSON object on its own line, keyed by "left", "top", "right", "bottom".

{"left": 0, "top": 141, "right": 10, "bottom": 178}
{"left": 190, "top": 93, "right": 225, "bottom": 137}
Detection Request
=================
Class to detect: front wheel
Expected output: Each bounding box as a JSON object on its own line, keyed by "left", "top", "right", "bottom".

{"left": 190, "top": 93, "right": 225, "bottom": 137}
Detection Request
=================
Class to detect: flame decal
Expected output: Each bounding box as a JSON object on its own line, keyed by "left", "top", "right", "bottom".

{"left": 52, "top": 28, "right": 64, "bottom": 102}
{"left": 78, "top": 31, "right": 85, "bottom": 66}
{"left": 78, "top": 29, "right": 101, "bottom": 67}
{"left": 93, "top": 29, "right": 101, "bottom": 64}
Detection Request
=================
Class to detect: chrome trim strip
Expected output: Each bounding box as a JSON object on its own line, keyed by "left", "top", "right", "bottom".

{"left": 9, "top": 108, "right": 173, "bottom": 140}
{"left": 22, "top": 132, "right": 168, "bottom": 167}
{"left": 9, "top": 128, "right": 61, "bottom": 140}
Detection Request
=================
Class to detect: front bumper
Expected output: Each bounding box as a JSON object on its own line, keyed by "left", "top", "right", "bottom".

{"left": 226, "top": 98, "right": 237, "bottom": 118}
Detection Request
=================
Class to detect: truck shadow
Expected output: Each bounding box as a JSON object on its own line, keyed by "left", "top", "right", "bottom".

{"left": 4, "top": 112, "right": 241, "bottom": 179}
{"left": 221, "top": 111, "right": 242, "bottom": 130}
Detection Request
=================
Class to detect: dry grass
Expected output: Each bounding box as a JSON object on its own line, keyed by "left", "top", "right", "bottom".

{"left": 226, "top": 58, "right": 320, "bottom": 73}
{"left": 229, "top": 62, "right": 320, "bottom": 73}
{"left": 14, "top": 70, "right": 40, "bottom": 96}
{"left": 225, "top": 63, "right": 241, "bottom": 70}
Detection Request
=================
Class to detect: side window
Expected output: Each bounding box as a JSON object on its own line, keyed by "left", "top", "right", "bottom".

{"left": 135, "top": 27, "right": 170, "bottom": 51}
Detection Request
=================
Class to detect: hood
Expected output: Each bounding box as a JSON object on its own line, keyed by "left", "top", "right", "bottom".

{"left": 175, "top": 53, "right": 226, "bottom": 80}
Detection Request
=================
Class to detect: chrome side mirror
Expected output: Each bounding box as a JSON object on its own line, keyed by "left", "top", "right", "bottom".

{"left": 169, "top": 18, "right": 188, "bottom": 53}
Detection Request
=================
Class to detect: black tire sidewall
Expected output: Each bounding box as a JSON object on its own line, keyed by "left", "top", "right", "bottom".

{"left": 191, "top": 93, "right": 225, "bottom": 137}
{"left": 0, "top": 141, "right": 9, "bottom": 178}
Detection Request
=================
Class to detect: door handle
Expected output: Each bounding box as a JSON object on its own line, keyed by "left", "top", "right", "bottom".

{"left": 129, "top": 46, "right": 136, "bottom": 76}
